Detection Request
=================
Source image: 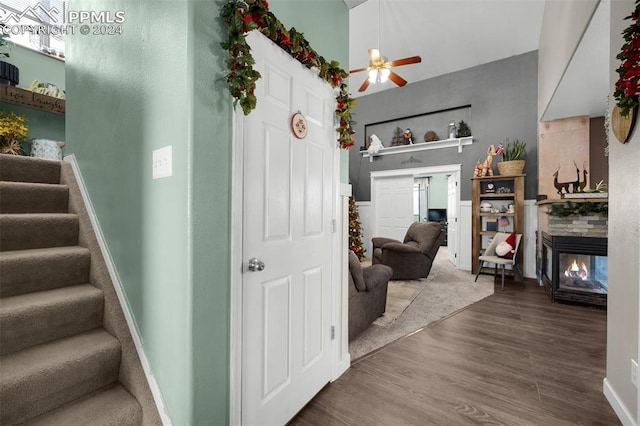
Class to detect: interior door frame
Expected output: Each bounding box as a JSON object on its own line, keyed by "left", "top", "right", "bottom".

{"left": 370, "top": 164, "right": 461, "bottom": 267}
{"left": 228, "top": 35, "right": 343, "bottom": 423}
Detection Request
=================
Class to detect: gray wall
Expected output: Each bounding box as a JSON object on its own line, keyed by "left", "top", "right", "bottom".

{"left": 349, "top": 51, "right": 538, "bottom": 201}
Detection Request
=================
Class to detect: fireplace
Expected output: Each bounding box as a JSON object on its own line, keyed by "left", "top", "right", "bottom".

{"left": 542, "top": 232, "right": 608, "bottom": 308}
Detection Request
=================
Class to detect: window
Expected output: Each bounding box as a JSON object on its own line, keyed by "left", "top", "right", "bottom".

{"left": 0, "top": 0, "right": 65, "bottom": 58}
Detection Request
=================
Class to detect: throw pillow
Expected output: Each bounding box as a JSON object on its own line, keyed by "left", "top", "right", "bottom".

{"left": 499, "top": 231, "right": 517, "bottom": 259}
{"left": 495, "top": 241, "right": 513, "bottom": 257}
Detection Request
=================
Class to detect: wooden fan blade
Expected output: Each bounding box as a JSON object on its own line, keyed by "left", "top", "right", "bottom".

{"left": 358, "top": 77, "right": 371, "bottom": 92}
{"left": 388, "top": 56, "right": 422, "bottom": 67}
{"left": 369, "top": 48, "right": 381, "bottom": 61}
{"left": 349, "top": 67, "right": 368, "bottom": 74}
{"left": 388, "top": 71, "right": 407, "bottom": 87}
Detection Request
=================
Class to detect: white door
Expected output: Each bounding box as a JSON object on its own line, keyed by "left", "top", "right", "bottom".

{"left": 242, "top": 31, "right": 334, "bottom": 425}
{"left": 447, "top": 174, "right": 458, "bottom": 265}
{"left": 374, "top": 175, "right": 414, "bottom": 241}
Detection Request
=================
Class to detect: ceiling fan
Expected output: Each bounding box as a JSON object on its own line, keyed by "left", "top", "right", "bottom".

{"left": 349, "top": 49, "right": 422, "bottom": 92}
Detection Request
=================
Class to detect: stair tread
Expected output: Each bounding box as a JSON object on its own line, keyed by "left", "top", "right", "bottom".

{"left": 0, "top": 329, "right": 119, "bottom": 384}
{"left": 0, "top": 245, "right": 90, "bottom": 260}
{"left": 0, "top": 283, "right": 101, "bottom": 313}
{"left": 0, "top": 155, "right": 61, "bottom": 184}
{"left": 25, "top": 384, "right": 142, "bottom": 426}
{"left": 0, "top": 212, "right": 77, "bottom": 219}
{"left": 0, "top": 181, "right": 68, "bottom": 189}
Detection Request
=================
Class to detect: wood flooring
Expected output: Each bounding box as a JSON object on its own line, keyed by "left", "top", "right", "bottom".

{"left": 291, "top": 278, "right": 620, "bottom": 426}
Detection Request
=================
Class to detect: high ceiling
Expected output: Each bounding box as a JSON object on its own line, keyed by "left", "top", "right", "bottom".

{"left": 345, "top": 0, "right": 609, "bottom": 120}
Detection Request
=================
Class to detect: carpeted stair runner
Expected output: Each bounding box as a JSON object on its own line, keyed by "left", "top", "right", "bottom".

{"left": 0, "top": 155, "right": 160, "bottom": 425}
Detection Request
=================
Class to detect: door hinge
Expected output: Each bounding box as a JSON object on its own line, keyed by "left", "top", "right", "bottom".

{"left": 455, "top": 253, "right": 457, "bottom": 258}
{"left": 331, "top": 219, "right": 337, "bottom": 233}
{"left": 331, "top": 325, "right": 335, "bottom": 340}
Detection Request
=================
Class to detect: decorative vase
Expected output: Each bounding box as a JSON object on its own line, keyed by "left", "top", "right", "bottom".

{"left": 497, "top": 160, "right": 525, "bottom": 176}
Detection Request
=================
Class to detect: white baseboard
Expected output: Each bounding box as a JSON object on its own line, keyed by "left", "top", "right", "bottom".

{"left": 64, "top": 155, "right": 172, "bottom": 425}
{"left": 603, "top": 378, "right": 636, "bottom": 426}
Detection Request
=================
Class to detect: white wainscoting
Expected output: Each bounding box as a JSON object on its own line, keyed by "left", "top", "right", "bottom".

{"left": 458, "top": 201, "right": 473, "bottom": 271}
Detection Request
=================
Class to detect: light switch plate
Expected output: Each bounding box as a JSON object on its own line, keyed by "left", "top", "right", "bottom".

{"left": 153, "top": 146, "right": 172, "bottom": 179}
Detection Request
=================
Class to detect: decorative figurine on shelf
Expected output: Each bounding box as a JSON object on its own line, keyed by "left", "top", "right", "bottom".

{"left": 473, "top": 144, "right": 497, "bottom": 177}
{"left": 390, "top": 127, "right": 405, "bottom": 146}
{"left": 403, "top": 128, "right": 414, "bottom": 144}
{"left": 579, "top": 162, "right": 589, "bottom": 193}
{"left": 553, "top": 165, "right": 571, "bottom": 196}
{"left": 457, "top": 120, "right": 471, "bottom": 137}
{"left": 368, "top": 134, "right": 384, "bottom": 156}
{"left": 448, "top": 121, "right": 457, "bottom": 139}
{"left": 424, "top": 130, "right": 438, "bottom": 142}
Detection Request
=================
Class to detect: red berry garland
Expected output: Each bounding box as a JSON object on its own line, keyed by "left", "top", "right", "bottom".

{"left": 615, "top": 0, "right": 640, "bottom": 117}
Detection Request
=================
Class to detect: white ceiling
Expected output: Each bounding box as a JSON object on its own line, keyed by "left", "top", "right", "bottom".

{"left": 346, "top": 0, "right": 609, "bottom": 119}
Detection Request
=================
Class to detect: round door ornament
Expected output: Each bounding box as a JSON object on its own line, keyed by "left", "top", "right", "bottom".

{"left": 291, "top": 111, "right": 308, "bottom": 139}
{"left": 612, "top": 104, "right": 637, "bottom": 144}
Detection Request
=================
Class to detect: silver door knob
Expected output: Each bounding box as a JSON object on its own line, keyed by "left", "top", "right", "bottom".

{"left": 247, "top": 257, "right": 265, "bottom": 272}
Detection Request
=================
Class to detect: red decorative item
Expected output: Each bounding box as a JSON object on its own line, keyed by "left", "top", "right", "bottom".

{"left": 504, "top": 231, "right": 517, "bottom": 259}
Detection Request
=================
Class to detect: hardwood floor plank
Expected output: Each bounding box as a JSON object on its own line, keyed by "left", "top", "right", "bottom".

{"left": 291, "top": 282, "right": 621, "bottom": 426}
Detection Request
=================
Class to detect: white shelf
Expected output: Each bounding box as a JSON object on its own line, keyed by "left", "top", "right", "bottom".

{"left": 361, "top": 136, "right": 473, "bottom": 159}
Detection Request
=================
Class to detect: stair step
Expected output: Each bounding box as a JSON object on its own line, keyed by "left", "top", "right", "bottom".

{"left": 0, "top": 329, "right": 121, "bottom": 425}
{"left": 25, "top": 384, "right": 142, "bottom": 426}
{"left": 0, "top": 155, "right": 61, "bottom": 184}
{"left": 0, "top": 246, "right": 91, "bottom": 298}
{"left": 0, "top": 213, "right": 79, "bottom": 251}
{"left": 0, "top": 284, "right": 104, "bottom": 355}
{"left": 0, "top": 181, "right": 69, "bottom": 214}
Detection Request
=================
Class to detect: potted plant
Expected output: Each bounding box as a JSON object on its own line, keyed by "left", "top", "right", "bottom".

{"left": 496, "top": 138, "right": 526, "bottom": 176}
{"left": 0, "top": 111, "right": 28, "bottom": 155}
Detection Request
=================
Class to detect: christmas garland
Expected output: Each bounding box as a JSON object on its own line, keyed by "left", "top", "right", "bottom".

{"left": 545, "top": 201, "right": 608, "bottom": 218}
{"left": 220, "top": 0, "right": 356, "bottom": 149}
{"left": 615, "top": 0, "right": 640, "bottom": 117}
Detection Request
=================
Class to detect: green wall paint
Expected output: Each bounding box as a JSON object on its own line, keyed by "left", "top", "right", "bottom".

{"left": 427, "top": 174, "right": 447, "bottom": 209}
{"left": 66, "top": 1, "right": 346, "bottom": 424}
{"left": 5, "top": 45, "right": 65, "bottom": 90}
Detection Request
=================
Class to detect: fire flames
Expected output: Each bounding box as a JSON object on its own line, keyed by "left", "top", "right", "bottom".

{"left": 564, "top": 259, "right": 589, "bottom": 280}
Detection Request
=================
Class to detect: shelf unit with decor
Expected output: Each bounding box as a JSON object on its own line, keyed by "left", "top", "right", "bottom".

{"left": 471, "top": 174, "right": 524, "bottom": 275}
{"left": 0, "top": 83, "right": 65, "bottom": 115}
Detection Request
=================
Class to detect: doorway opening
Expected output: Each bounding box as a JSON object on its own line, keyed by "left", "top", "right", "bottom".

{"left": 370, "top": 164, "right": 461, "bottom": 267}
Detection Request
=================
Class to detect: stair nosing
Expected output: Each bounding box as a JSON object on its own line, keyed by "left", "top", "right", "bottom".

{"left": 0, "top": 283, "right": 102, "bottom": 313}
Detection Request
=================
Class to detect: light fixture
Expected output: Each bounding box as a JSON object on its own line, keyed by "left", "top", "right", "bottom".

{"left": 379, "top": 68, "right": 390, "bottom": 83}
{"left": 368, "top": 69, "right": 377, "bottom": 83}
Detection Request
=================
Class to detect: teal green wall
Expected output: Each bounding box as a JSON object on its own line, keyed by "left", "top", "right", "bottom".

{"left": 428, "top": 174, "right": 448, "bottom": 209}
{"left": 270, "top": 0, "right": 351, "bottom": 183}
{"left": 5, "top": 45, "right": 65, "bottom": 90}
{"left": 1, "top": 45, "right": 65, "bottom": 155}
{"left": 66, "top": 1, "right": 347, "bottom": 424}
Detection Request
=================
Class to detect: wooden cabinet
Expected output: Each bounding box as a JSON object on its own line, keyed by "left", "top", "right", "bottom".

{"left": 471, "top": 174, "right": 524, "bottom": 274}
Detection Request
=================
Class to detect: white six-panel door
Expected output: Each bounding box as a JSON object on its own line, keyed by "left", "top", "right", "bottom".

{"left": 241, "top": 31, "right": 334, "bottom": 425}
{"left": 373, "top": 175, "right": 414, "bottom": 241}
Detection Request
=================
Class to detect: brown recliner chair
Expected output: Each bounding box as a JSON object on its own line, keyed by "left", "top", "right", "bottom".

{"left": 348, "top": 250, "right": 393, "bottom": 341}
{"left": 372, "top": 222, "right": 445, "bottom": 280}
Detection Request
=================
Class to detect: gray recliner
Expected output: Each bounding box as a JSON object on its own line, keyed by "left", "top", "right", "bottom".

{"left": 348, "top": 250, "right": 393, "bottom": 341}
{"left": 372, "top": 222, "right": 445, "bottom": 280}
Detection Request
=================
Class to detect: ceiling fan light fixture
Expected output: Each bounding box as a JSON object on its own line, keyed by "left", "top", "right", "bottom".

{"left": 368, "top": 69, "right": 378, "bottom": 83}
{"left": 379, "top": 68, "right": 390, "bottom": 83}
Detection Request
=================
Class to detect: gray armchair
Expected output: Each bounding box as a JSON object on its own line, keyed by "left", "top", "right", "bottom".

{"left": 348, "top": 250, "right": 393, "bottom": 341}
{"left": 372, "top": 222, "right": 445, "bottom": 280}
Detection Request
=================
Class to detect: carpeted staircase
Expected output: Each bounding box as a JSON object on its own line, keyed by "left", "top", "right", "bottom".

{"left": 0, "top": 155, "right": 161, "bottom": 425}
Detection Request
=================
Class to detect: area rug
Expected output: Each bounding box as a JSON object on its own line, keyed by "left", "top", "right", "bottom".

{"left": 349, "top": 247, "right": 494, "bottom": 360}
{"left": 373, "top": 280, "right": 426, "bottom": 327}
